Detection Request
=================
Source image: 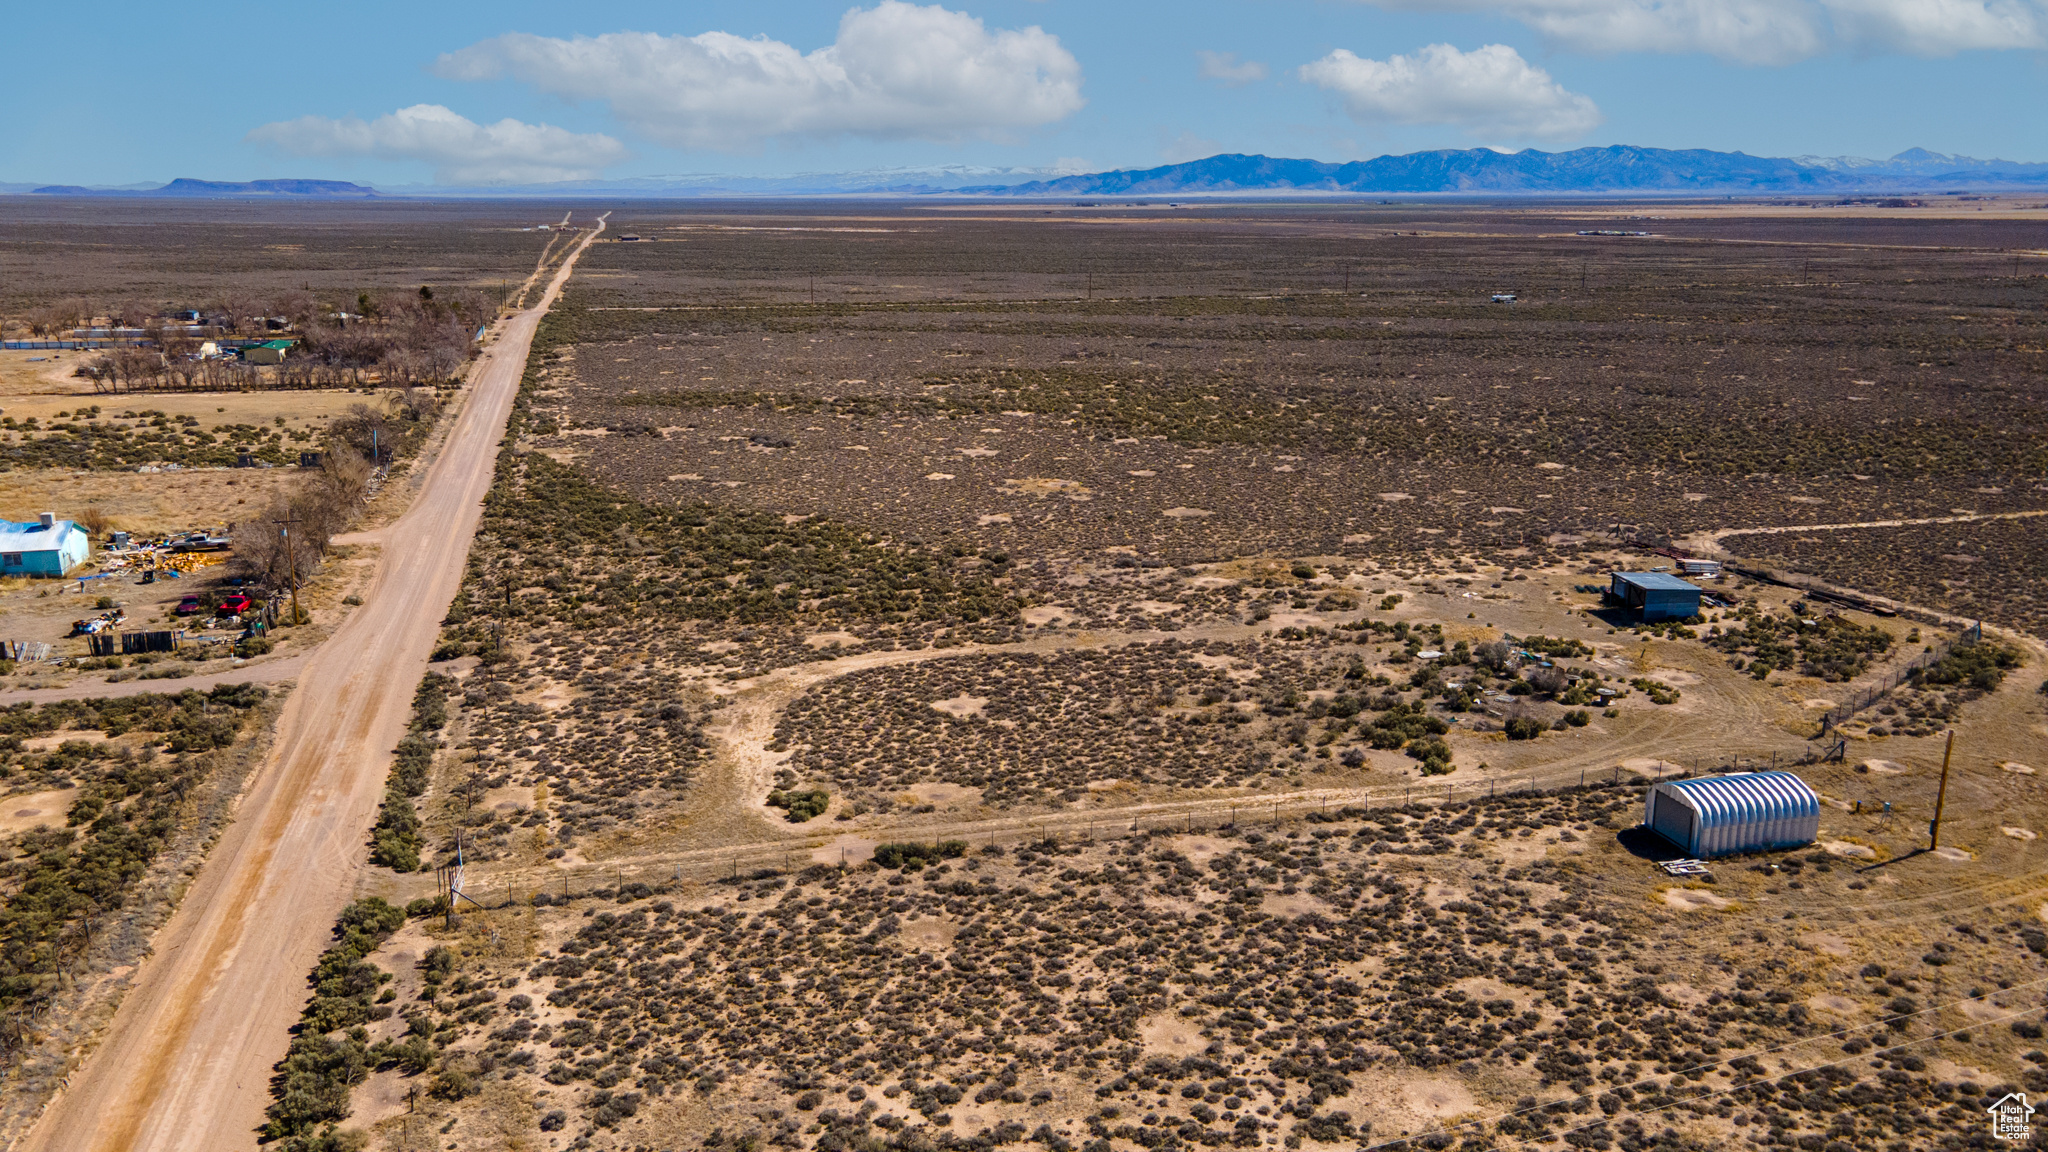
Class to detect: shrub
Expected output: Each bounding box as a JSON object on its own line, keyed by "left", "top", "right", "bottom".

{"left": 429, "top": 1066, "right": 478, "bottom": 1100}
{"left": 1406, "top": 737, "right": 1452, "bottom": 775}
{"left": 767, "top": 788, "right": 831, "bottom": 822}
{"left": 873, "top": 841, "right": 968, "bottom": 870}
{"left": 263, "top": 899, "right": 404, "bottom": 1140}
{"left": 1917, "top": 642, "right": 2022, "bottom": 693}
{"left": 367, "top": 673, "right": 452, "bottom": 871}
{"left": 0, "top": 688, "right": 268, "bottom": 1021}
{"left": 1505, "top": 716, "right": 1546, "bottom": 741}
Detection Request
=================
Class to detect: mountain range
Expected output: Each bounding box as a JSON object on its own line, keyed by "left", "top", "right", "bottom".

{"left": 962, "top": 146, "right": 2048, "bottom": 196}
{"left": 8, "top": 147, "right": 2046, "bottom": 199}
{"left": 22, "top": 178, "right": 379, "bottom": 198}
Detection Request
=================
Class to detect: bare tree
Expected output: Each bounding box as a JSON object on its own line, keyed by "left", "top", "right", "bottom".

{"left": 77, "top": 506, "right": 111, "bottom": 542}
{"left": 215, "top": 292, "right": 260, "bottom": 335}
{"left": 1525, "top": 666, "right": 1569, "bottom": 697}
{"left": 329, "top": 401, "right": 401, "bottom": 464}
{"left": 74, "top": 358, "right": 117, "bottom": 393}
{"left": 235, "top": 455, "right": 368, "bottom": 591}
{"left": 1474, "top": 640, "right": 1516, "bottom": 674}
{"left": 114, "top": 347, "right": 162, "bottom": 391}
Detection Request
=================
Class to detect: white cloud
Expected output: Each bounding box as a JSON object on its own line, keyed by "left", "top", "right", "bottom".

{"left": 1197, "top": 50, "right": 1270, "bottom": 86}
{"left": 1500, "top": 0, "right": 1823, "bottom": 64}
{"left": 1356, "top": 0, "right": 2044, "bottom": 64}
{"left": 434, "top": 1, "right": 1084, "bottom": 151}
{"left": 1823, "top": 0, "right": 2046, "bottom": 53}
{"left": 247, "top": 104, "right": 628, "bottom": 185}
{"left": 1299, "top": 43, "right": 1603, "bottom": 141}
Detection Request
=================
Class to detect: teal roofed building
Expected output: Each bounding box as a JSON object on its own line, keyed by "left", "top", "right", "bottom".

{"left": 1609, "top": 571, "right": 1703, "bottom": 622}
{"left": 0, "top": 513, "right": 90, "bottom": 577}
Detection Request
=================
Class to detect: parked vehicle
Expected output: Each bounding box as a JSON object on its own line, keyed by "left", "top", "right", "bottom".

{"left": 176, "top": 595, "right": 203, "bottom": 615}
{"left": 218, "top": 594, "right": 252, "bottom": 615}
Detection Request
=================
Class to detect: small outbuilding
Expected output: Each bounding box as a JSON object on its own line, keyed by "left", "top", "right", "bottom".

{"left": 240, "top": 339, "right": 294, "bottom": 365}
{"left": 1642, "top": 771, "right": 1820, "bottom": 858}
{"left": 0, "top": 513, "right": 90, "bottom": 577}
{"left": 1610, "top": 571, "right": 1702, "bottom": 622}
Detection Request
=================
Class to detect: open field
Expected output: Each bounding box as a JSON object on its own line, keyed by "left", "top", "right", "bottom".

{"left": 0, "top": 199, "right": 560, "bottom": 314}
{"left": 3, "top": 199, "right": 2044, "bottom": 1152}
{"left": 0, "top": 208, "right": 606, "bottom": 1147}
{"left": 336, "top": 717, "right": 2048, "bottom": 1152}
{"left": 0, "top": 684, "right": 284, "bottom": 1135}
{"left": 1722, "top": 515, "right": 2048, "bottom": 641}
{"left": 268, "top": 201, "right": 2048, "bottom": 1152}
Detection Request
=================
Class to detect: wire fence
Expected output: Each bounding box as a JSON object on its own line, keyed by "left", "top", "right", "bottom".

{"left": 1817, "top": 620, "right": 1982, "bottom": 736}
{"left": 436, "top": 761, "right": 1809, "bottom": 915}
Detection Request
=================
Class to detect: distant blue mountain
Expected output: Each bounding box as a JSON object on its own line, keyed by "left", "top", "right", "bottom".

{"left": 963, "top": 146, "right": 2048, "bottom": 196}
{"left": 27, "top": 178, "right": 378, "bottom": 198}
{"left": 9, "top": 147, "right": 2045, "bottom": 199}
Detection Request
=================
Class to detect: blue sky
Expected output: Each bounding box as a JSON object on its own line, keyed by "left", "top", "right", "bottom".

{"left": 6, "top": 0, "right": 2045, "bottom": 186}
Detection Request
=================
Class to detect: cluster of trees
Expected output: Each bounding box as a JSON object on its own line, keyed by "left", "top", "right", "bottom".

{"left": 277, "top": 286, "right": 494, "bottom": 388}
{"left": 1706, "top": 606, "right": 1896, "bottom": 683}
{"left": 233, "top": 453, "right": 372, "bottom": 593}
{"left": 37, "top": 286, "right": 496, "bottom": 394}
{"left": 232, "top": 390, "right": 441, "bottom": 594}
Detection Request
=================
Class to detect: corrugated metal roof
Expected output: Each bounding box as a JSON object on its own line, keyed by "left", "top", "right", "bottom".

{"left": 1613, "top": 571, "right": 1701, "bottom": 592}
{"left": 1646, "top": 771, "right": 1820, "bottom": 857}
{"left": 0, "top": 520, "right": 82, "bottom": 553}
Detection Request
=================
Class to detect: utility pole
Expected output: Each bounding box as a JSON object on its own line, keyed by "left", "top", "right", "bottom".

{"left": 269, "top": 515, "right": 302, "bottom": 625}
{"left": 1929, "top": 729, "right": 1956, "bottom": 851}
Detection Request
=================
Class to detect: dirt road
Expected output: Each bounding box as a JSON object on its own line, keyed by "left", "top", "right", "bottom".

{"left": 13, "top": 217, "right": 605, "bottom": 1152}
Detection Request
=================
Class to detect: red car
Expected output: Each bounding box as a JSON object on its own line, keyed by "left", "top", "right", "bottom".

{"left": 218, "top": 594, "right": 252, "bottom": 615}
{"left": 175, "top": 595, "right": 203, "bottom": 615}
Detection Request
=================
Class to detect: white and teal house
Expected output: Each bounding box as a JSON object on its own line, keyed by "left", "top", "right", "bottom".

{"left": 0, "top": 513, "right": 90, "bottom": 577}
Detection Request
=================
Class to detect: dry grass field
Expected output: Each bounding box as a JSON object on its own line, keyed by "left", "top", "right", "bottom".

{"left": 263, "top": 201, "right": 2048, "bottom": 1152}
{"left": 9, "top": 199, "right": 2043, "bottom": 1152}
{"left": 0, "top": 198, "right": 554, "bottom": 313}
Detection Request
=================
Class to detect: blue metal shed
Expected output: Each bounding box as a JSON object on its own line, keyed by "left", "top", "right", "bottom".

{"left": 1643, "top": 771, "right": 1820, "bottom": 857}
{"left": 1610, "top": 571, "right": 1702, "bottom": 622}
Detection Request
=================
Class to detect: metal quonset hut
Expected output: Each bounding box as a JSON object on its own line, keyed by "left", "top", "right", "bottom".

{"left": 1610, "top": 571, "right": 1703, "bottom": 622}
{"left": 1642, "top": 771, "right": 1821, "bottom": 858}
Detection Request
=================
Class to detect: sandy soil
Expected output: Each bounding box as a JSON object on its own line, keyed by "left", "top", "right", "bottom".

{"left": 13, "top": 216, "right": 608, "bottom": 1152}
{"left": 0, "top": 786, "right": 79, "bottom": 834}
{"left": 0, "top": 467, "right": 303, "bottom": 537}
{"left": 0, "top": 350, "right": 95, "bottom": 396}
{"left": 0, "top": 387, "right": 376, "bottom": 433}
{"left": 1662, "top": 887, "right": 1733, "bottom": 911}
